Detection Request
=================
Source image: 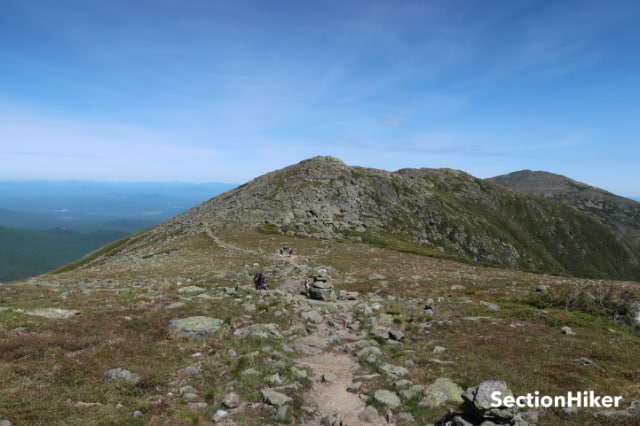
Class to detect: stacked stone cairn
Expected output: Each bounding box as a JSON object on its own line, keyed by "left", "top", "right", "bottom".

{"left": 307, "top": 268, "right": 336, "bottom": 301}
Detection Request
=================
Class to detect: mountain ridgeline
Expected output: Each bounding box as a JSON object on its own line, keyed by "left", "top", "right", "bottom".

{"left": 70, "top": 157, "right": 640, "bottom": 280}
{"left": 488, "top": 170, "right": 640, "bottom": 253}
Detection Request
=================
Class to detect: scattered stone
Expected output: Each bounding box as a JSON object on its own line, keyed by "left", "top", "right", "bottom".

{"left": 560, "top": 326, "right": 576, "bottom": 335}
{"left": 17, "top": 308, "right": 80, "bottom": 319}
{"left": 433, "top": 346, "right": 446, "bottom": 354}
{"left": 374, "top": 390, "right": 401, "bottom": 409}
{"left": 212, "top": 409, "right": 228, "bottom": 422}
{"left": 74, "top": 401, "right": 102, "bottom": 408}
{"left": 243, "top": 303, "right": 256, "bottom": 312}
{"left": 421, "top": 377, "right": 464, "bottom": 407}
{"left": 180, "top": 385, "right": 198, "bottom": 396}
{"left": 321, "top": 372, "right": 336, "bottom": 383}
{"left": 397, "top": 412, "right": 415, "bottom": 423}
{"left": 169, "top": 316, "right": 223, "bottom": 337}
{"left": 105, "top": 368, "right": 140, "bottom": 384}
{"left": 164, "top": 301, "right": 186, "bottom": 309}
{"left": 321, "top": 413, "right": 342, "bottom": 426}
{"left": 359, "top": 405, "right": 379, "bottom": 422}
{"left": 393, "top": 379, "right": 413, "bottom": 390}
{"left": 221, "top": 392, "right": 241, "bottom": 409}
{"left": 301, "top": 310, "right": 324, "bottom": 323}
{"left": 380, "top": 363, "right": 409, "bottom": 378}
{"left": 388, "top": 329, "right": 405, "bottom": 341}
{"left": 368, "top": 273, "right": 386, "bottom": 280}
{"left": 532, "top": 284, "right": 548, "bottom": 292}
{"left": 176, "top": 363, "right": 201, "bottom": 376}
{"left": 479, "top": 301, "right": 501, "bottom": 311}
{"left": 595, "top": 400, "right": 640, "bottom": 418}
{"left": 347, "top": 382, "right": 362, "bottom": 393}
{"left": 291, "top": 366, "right": 308, "bottom": 380}
{"left": 277, "top": 404, "right": 289, "bottom": 421}
{"left": 234, "top": 323, "right": 284, "bottom": 339}
{"left": 0, "top": 420, "right": 12, "bottom": 426}
{"left": 461, "top": 380, "right": 517, "bottom": 421}
{"left": 400, "top": 384, "right": 425, "bottom": 400}
{"left": 260, "top": 389, "right": 292, "bottom": 407}
{"left": 132, "top": 410, "right": 143, "bottom": 418}
{"left": 267, "top": 373, "right": 284, "bottom": 386}
{"left": 451, "top": 285, "right": 465, "bottom": 291}
{"left": 177, "top": 286, "right": 205, "bottom": 294}
{"left": 187, "top": 402, "right": 208, "bottom": 409}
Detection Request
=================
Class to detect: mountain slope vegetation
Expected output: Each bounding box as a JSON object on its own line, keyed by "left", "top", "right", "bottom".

{"left": 489, "top": 170, "right": 640, "bottom": 253}
{"left": 69, "top": 156, "right": 640, "bottom": 281}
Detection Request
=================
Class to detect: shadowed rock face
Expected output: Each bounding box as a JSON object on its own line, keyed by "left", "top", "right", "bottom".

{"left": 74, "top": 156, "right": 640, "bottom": 280}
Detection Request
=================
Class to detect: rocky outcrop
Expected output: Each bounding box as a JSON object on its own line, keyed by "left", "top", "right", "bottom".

{"left": 74, "top": 156, "right": 640, "bottom": 280}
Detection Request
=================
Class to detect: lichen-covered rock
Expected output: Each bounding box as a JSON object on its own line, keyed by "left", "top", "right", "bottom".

{"left": 169, "top": 316, "right": 223, "bottom": 337}
{"left": 259, "top": 389, "right": 292, "bottom": 407}
{"left": 233, "top": 323, "right": 284, "bottom": 339}
{"left": 421, "top": 377, "right": 464, "bottom": 407}
{"left": 374, "top": 390, "right": 401, "bottom": 409}
{"left": 105, "top": 368, "right": 140, "bottom": 384}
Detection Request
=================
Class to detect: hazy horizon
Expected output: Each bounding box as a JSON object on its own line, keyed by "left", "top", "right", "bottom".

{"left": 1, "top": 1, "right": 639, "bottom": 197}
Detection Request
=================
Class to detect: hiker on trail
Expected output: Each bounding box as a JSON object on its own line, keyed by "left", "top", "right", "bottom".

{"left": 253, "top": 271, "right": 265, "bottom": 290}
{"left": 304, "top": 278, "right": 311, "bottom": 297}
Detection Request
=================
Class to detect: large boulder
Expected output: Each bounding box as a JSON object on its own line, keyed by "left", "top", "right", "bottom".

{"left": 462, "top": 380, "right": 518, "bottom": 422}
{"left": 308, "top": 280, "right": 336, "bottom": 301}
{"left": 169, "top": 316, "right": 224, "bottom": 338}
{"left": 421, "top": 377, "right": 464, "bottom": 407}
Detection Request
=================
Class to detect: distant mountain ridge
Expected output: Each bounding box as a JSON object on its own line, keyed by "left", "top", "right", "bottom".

{"left": 488, "top": 170, "right": 640, "bottom": 252}
{"left": 67, "top": 156, "right": 640, "bottom": 280}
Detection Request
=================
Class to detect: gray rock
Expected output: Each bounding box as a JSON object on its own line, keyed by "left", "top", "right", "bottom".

{"left": 421, "top": 377, "right": 464, "bottom": 407}
{"left": 291, "top": 366, "right": 308, "bottom": 380}
{"left": 480, "top": 301, "right": 501, "bottom": 311}
{"left": 177, "top": 363, "right": 201, "bottom": 376}
{"left": 260, "top": 389, "right": 292, "bottom": 407}
{"left": 462, "top": 380, "right": 517, "bottom": 421}
{"left": 359, "top": 405, "right": 379, "bottom": 422}
{"left": 233, "top": 323, "right": 284, "bottom": 339}
{"left": 433, "top": 346, "right": 446, "bottom": 354}
{"left": 18, "top": 308, "right": 80, "bottom": 319}
{"left": 301, "top": 310, "right": 324, "bottom": 323}
{"left": 179, "top": 385, "right": 199, "bottom": 396}
{"left": 368, "top": 273, "right": 386, "bottom": 280}
{"left": 308, "top": 281, "right": 336, "bottom": 301}
{"left": 267, "top": 373, "right": 284, "bottom": 386}
{"left": 187, "top": 402, "right": 208, "bottom": 409}
{"left": 221, "top": 392, "right": 241, "bottom": 409}
{"left": 560, "top": 326, "right": 576, "bottom": 335}
{"left": 0, "top": 420, "right": 12, "bottom": 426}
{"left": 177, "top": 286, "right": 205, "bottom": 294}
{"left": 389, "top": 329, "right": 404, "bottom": 341}
{"left": 374, "top": 390, "right": 401, "bottom": 409}
{"left": 400, "top": 384, "right": 425, "bottom": 400}
{"left": 169, "top": 316, "right": 223, "bottom": 337}
{"left": 212, "top": 409, "right": 228, "bottom": 422}
{"left": 105, "top": 368, "right": 140, "bottom": 384}
{"left": 380, "top": 363, "right": 409, "bottom": 378}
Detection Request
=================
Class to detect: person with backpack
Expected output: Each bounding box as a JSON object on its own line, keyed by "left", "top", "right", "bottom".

{"left": 253, "top": 271, "right": 265, "bottom": 290}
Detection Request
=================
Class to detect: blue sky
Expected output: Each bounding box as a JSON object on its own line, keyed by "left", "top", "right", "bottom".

{"left": 1, "top": 0, "right": 639, "bottom": 197}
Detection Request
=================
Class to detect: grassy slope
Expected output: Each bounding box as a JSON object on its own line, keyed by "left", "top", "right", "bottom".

{"left": 1, "top": 227, "right": 638, "bottom": 425}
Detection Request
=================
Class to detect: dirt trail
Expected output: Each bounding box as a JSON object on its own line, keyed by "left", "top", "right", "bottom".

{"left": 296, "top": 351, "right": 386, "bottom": 425}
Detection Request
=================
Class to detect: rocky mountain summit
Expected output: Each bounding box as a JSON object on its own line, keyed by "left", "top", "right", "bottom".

{"left": 2, "top": 157, "right": 640, "bottom": 425}
{"left": 489, "top": 170, "right": 640, "bottom": 252}
{"left": 76, "top": 156, "right": 640, "bottom": 280}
